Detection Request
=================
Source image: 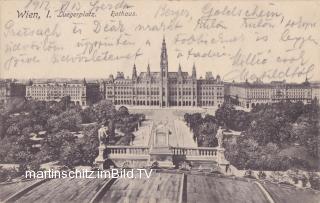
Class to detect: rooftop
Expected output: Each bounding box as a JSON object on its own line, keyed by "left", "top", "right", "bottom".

{"left": 0, "top": 171, "right": 318, "bottom": 203}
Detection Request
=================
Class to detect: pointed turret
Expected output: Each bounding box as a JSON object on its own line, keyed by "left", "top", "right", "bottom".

{"left": 83, "top": 78, "right": 87, "bottom": 85}
{"left": 216, "top": 75, "right": 221, "bottom": 82}
{"left": 178, "top": 64, "right": 182, "bottom": 76}
{"left": 303, "top": 76, "right": 310, "bottom": 85}
{"left": 147, "top": 63, "right": 151, "bottom": 76}
{"left": 132, "top": 63, "right": 137, "bottom": 80}
{"left": 192, "top": 63, "right": 197, "bottom": 79}
{"left": 28, "top": 79, "right": 33, "bottom": 86}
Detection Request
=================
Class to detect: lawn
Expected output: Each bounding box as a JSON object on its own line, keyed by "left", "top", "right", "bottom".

{"left": 16, "top": 177, "right": 108, "bottom": 203}
{"left": 100, "top": 172, "right": 182, "bottom": 203}
{"left": 263, "top": 182, "right": 320, "bottom": 203}
{"left": 2, "top": 172, "right": 319, "bottom": 203}
{"left": 0, "top": 180, "right": 38, "bottom": 201}
{"left": 186, "top": 175, "right": 269, "bottom": 203}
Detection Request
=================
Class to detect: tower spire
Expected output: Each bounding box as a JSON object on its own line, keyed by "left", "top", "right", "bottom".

{"left": 160, "top": 36, "right": 168, "bottom": 78}
{"left": 192, "top": 63, "right": 197, "bottom": 78}
{"left": 147, "top": 63, "right": 151, "bottom": 76}
{"left": 132, "top": 63, "right": 137, "bottom": 80}
{"left": 178, "top": 64, "right": 183, "bottom": 78}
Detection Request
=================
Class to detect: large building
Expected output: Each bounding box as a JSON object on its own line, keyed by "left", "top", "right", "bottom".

{"left": 310, "top": 81, "right": 320, "bottom": 102}
{"left": 26, "top": 79, "right": 100, "bottom": 106}
{"left": 0, "top": 80, "right": 26, "bottom": 107}
{"left": 104, "top": 38, "right": 224, "bottom": 107}
{"left": 226, "top": 79, "right": 313, "bottom": 109}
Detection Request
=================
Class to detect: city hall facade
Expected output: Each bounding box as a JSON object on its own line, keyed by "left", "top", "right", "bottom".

{"left": 103, "top": 38, "right": 224, "bottom": 107}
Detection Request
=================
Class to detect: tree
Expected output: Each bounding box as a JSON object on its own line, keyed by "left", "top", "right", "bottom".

{"left": 203, "top": 114, "right": 215, "bottom": 123}
{"left": 215, "top": 103, "right": 235, "bottom": 128}
{"left": 40, "top": 131, "right": 74, "bottom": 162}
{"left": 81, "top": 107, "right": 97, "bottom": 123}
{"left": 198, "top": 122, "right": 218, "bottom": 147}
{"left": 108, "top": 120, "right": 116, "bottom": 140}
{"left": 221, "top": 101, "right": 319, "bottom": 171}
{"left": 308, "top": 172, "right": 320, "bottom": 190}
{"left": 188, "top": 113, "right": 202, "bottom": 137}
{"left": 29, "top": 159, "right": 42, "bottom": 171}
{"left": 33, "top": 124, "right": 43, "bottom": 133}
{"left": 0, "top": 114, "right": 7, "bottom": 138}
{"left": 93, "top": 100, "right": 116, "bottom": 124}
{"left": 5, "top": 97, "right": 26, "bottom": 114}
{"left": 21, "top": 127, "right": 33, "bottom": 136}
{"left": 59, "top": 140, "right": 83, "bottom": 167}
{"left": 47, "top": 110, "right": 82, "bottom": 132}
{"left": 117, "top": 106, "right": 129, "bottom": 117}
{"left": 6, "top": 124, "right": 20, "bottom": 136}
{"left": 184, "top": 113, "right": 190, "bottom": 125}
{"left": 292, "top": 118, "right": 319, "bottom": 158}
{"left": 80, "top": 124, "right": 100, "bottom": 165}
{"left": 59, "top": 96, "right": 72, "bottom": 111}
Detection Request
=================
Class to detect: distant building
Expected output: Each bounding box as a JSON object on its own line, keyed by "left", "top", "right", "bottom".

{"left": 26, "top": 79, "right": 100, "bottom": 106}
{"left": 0, "top": 80, "right": 26, "bottom": 107}
{"left": 99, "top": 80, "right": 107, "bottom": 100}
{"left": 104, "top": 38, "right": 224, "bottom": 107}
{"left": 226, "top": 79, "right": 312, "bottom": 109}
{"left": 310, "top": 82, "right": 320, "bottom": 102}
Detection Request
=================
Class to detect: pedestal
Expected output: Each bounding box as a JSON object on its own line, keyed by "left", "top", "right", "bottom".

{"left": 94, "top": 145, "right": 106, "bottom": 169}
{"left": 217, "top": 147, "right": 230, "bottom": 173}
{"left": 149, "top": 147, "right": 174, "bottom": 168}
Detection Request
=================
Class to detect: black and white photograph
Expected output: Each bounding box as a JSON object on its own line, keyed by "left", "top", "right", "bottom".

{"left": 0, "top": 0, "right": 319, "bottom": 202}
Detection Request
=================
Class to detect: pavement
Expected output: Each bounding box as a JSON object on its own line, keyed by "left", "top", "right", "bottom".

{"left": 130, "top": 109, "right": 199, "bottom": 148}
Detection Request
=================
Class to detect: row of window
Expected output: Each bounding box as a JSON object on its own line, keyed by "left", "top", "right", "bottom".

{"left": 112, "top": 100, "right": 220, "bottom": 106}
{"left": 247, "top": 93, "right": 311, "bottom": 99}
{"left": 108, "top": 91, "right": 223, "bottom": 96}
{"left": 27, "top": 89, "right": 83, "bottom": 92}
{"left": 106, "top": 85, "right": 223, "bottom": 91}
{"left": 27, "top": 93, "right": 85, "bottom": 97}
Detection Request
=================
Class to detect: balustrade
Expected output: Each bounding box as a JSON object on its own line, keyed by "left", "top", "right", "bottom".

{"left": 172, "top": 147, "right": 217, "bottom": 157}
{"left": 106, "top": 146, "right": 217, "bottom": 157}
{"left": 107, "top": 146, "right": 149, "bottom": 155}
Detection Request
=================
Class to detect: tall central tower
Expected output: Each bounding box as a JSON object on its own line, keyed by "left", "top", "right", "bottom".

{"left": 160, "top": 37, "right": 169, "bottom": 107}
{"left": 160, "top": 37, "right": 168, "bottom": 78}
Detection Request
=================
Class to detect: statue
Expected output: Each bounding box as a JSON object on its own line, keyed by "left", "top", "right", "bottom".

{"left": 215, "top": 126, "right": 229, "bottom": 172}
{"left": 98, "top": 125, "right": 108, "bottom": 146}
{"left": 95, "top": 125, "right": 109, "bottom": 169}
{"left": 216, "top": 126, "right": 224, "bottom": 148}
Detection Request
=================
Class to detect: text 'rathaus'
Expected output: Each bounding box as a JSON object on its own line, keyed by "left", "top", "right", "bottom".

{"left": 103, "top": 38, "right": 224, "bottom": 107}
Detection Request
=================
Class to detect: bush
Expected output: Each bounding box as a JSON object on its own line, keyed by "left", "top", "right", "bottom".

{"left": 0, "top": 167, "right": 18, "bottom": 182}
{"left": 151, "top": 161, "right": 160, "bottom": 169}
{"left": 258, "top": 171, "right": 266, "bottom": 179}
{"left": 287, "top": 169, "right": 299, "bottom": 184}
{"left": 308, "top": 173, "right": 320, "bottom": 190}
{"left": 270, "top": 171, "right": 284, "bottom": 182}
{"left": 179, "top": 161, "right": 191, "bottom": 171}
{"left": 244, "top": 170, "right": 255, "bottom": 179}
{"left": 298, "top": 174, "right": 308, "bottom": 187}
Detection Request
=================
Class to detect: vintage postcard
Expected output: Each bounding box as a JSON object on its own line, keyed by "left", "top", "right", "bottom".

{"left": 0, "top": 0, "right": 319, "bottom": 202}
